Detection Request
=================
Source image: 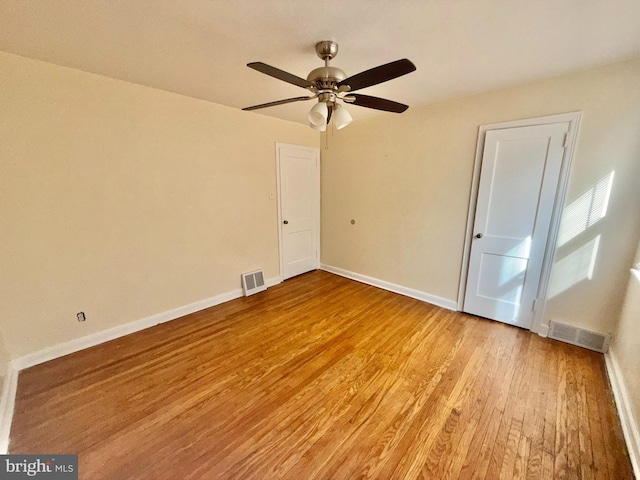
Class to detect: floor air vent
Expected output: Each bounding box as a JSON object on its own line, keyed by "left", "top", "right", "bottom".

{"left": 241, "top": 270, "right": 267, "bottom": 297}
{"left": 548, "top": 321, "right": 610, "bottom": 353}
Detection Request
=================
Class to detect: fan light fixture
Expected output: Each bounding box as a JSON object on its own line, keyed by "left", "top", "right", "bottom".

{"left": 243, "top": 41, "right": 416, "bottom": 130}
{"left": 307, "top": 92, "right": 352, "bottom": 131}
{"left": 332, "top": 103, "right": 353, "bottom": 130}
{"left": 308, "top": 102, "right": 328, "bottom": 127}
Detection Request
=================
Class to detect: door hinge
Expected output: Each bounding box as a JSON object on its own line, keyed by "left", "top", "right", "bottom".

{"left": 532, "top": 299, "right": 538, "bottom": 311}
{"left": 563, "top": 132, "right": 569, "bottom": 148}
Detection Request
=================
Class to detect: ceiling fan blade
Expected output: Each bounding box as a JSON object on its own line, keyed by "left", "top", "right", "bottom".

{"left": 247, "top": 62, "right": 316, "bottom": 90}
{"left": 337, "top": 59, "right": 416, "bottom": 92}
{"left": 242, "top": 96, "right": 316, "bottom": 111}
{"left": 345, "top": 94, "right": 409, "bottom": 113}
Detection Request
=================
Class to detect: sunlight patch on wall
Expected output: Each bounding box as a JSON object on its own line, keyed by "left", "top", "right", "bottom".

{"left": 557, "top": 171, "right": 614, "bottom": 247}
{"left": 548, "top": 235, "right": 601, "bottom": 298}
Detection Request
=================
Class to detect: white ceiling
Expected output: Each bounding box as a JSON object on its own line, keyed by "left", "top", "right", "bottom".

{"left": 1, "top": 0, "right": 639, "bottom": 125}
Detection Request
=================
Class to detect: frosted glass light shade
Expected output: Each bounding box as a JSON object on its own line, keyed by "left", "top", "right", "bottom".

{"left": 310, "top": 122, "right": 326, "bottom": 131}
{"left": 333, "top": 104, "right": 353, "bottom": 130}
{"left": 308, "top": 102, "right": 328, "bottom": 127}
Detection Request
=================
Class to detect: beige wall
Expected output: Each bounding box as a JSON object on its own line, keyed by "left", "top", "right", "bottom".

{"left": 0, "top": 52, "right": 318, "bottom": 359}
{"left": 609, "top": 240, "right": 640, "bottom": 460}
{"left": 0, "top": 330, "right": 8, "bottom": 389}
{"left": 321, "top": 58, "right": 640, "bottom": 334}
{"left": 609, "top": 240, "right": 640, "bottom": 469}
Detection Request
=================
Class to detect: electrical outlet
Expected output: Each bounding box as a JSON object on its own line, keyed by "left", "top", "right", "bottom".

{"left": 77, "top": 312, "right": 86, "bottom": 322}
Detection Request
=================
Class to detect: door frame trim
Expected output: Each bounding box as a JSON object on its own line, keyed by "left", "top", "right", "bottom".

{"left": 275, "top": 143, "right": 321, "bottom": 280}
{"left": 457, "top": 112, "right": 582, "bottom": 334}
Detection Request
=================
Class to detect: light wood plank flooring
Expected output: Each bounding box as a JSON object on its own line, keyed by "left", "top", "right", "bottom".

{"left": 10, "top": 271, "right": 634, "bottom": 479}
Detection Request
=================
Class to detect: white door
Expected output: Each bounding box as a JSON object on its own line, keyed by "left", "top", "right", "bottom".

{"left": 463, "top": 123, "right": 569, "bottom": 328}
{"left": 277, "top": 144, "right": 320, "bottom": 280}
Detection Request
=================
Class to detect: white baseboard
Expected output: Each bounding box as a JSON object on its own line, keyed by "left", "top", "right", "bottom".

{"left": 0, "top": 362, "right": 19, "bottom": 454}
{"left": 13, "top": 292, "right": 245, "bottom": 372}
{"left": 265, "top": 276, "right": 282, "bottom": 288}
{"left": 605, "top": 350, "right": 640, "bottom": 479}
{"left": 321, "top": 264, "right": 458, "bottom": 311}
{"left": 0, "top": 275, "right": 281, "bottom": 453}
{"left": 13, "top": 276, "right": 281, "bottom": 372}
{"left": 537, "top": 322, "right": 550, "bottom": 338}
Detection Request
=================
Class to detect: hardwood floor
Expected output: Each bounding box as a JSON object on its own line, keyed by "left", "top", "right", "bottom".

{"left": 10, "top": 271, "right": 634, "bottom": 479}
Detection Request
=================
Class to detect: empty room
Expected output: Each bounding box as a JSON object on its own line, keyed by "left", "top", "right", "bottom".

{"left": 1, "top": 1, "right": 639, "bottom": 479}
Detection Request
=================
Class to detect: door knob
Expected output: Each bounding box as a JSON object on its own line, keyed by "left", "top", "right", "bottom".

{"left": 475, "top": 233, "right": 483, "bottom": 238}
{"left": 283, "top": 220, "right": 289, "bottom": 224}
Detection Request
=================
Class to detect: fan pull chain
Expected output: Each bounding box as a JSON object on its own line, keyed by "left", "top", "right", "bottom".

{"left": 324, "top": 121, "right": 334, "bottom": 150}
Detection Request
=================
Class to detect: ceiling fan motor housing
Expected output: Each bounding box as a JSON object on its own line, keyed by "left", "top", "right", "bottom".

{"left": 307, "top": 41, "right": 346, "bottom": 91}
{"left": 307, "top": 66, "right": 346, "bottom": 90}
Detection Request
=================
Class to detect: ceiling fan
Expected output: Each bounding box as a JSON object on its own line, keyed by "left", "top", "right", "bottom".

{"left": 243, "top": 41, "right": 416, "bottom": 131}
